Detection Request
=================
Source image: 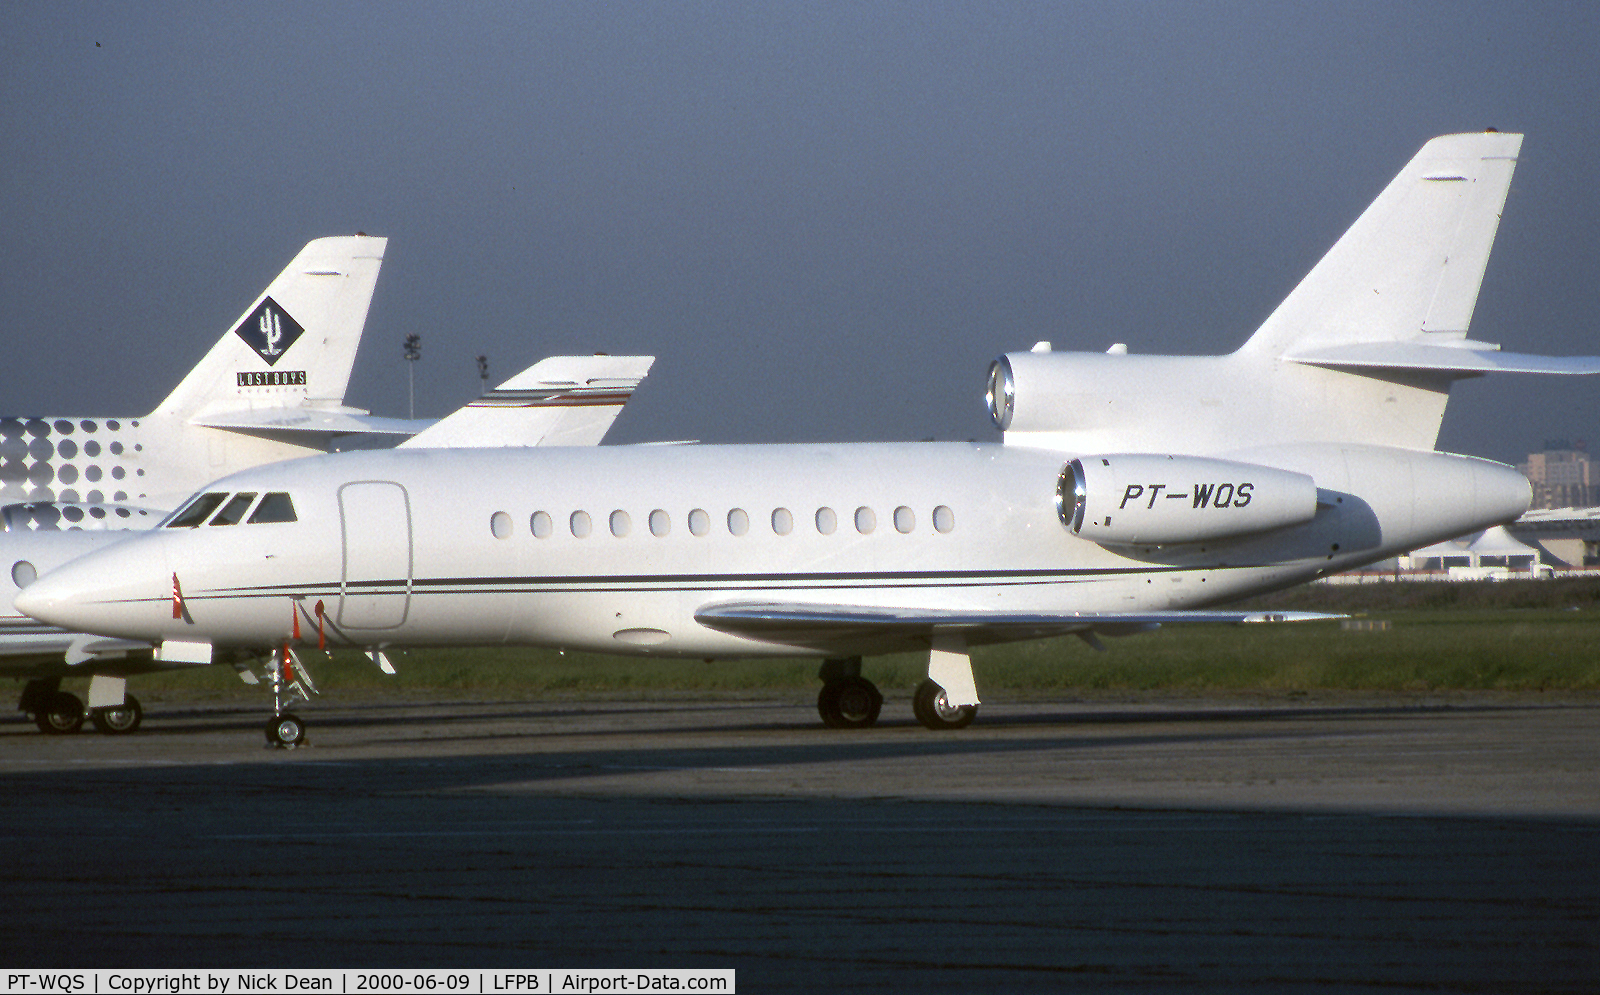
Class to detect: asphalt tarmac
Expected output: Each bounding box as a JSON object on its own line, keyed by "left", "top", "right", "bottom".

{"left": 3, "top": 692, "right": 1598, "bottom": 992}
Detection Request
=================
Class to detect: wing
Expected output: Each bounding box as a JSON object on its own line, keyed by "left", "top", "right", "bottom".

{"left": 694, "top": 601, "right": 1342, "bottom": 655}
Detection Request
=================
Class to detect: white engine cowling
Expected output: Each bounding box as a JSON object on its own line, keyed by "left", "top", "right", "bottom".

{"left": 1059, "top": 454, "right": 1319, "bottom": 545}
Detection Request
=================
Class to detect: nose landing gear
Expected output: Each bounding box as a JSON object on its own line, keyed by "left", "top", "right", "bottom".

{"left": 258, "top": 645, "right": 316, "bottom": 748}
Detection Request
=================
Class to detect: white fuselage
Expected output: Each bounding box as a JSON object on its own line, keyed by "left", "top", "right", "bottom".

{"left": 17, "top": 440, "right": 1532, "bottom": 660}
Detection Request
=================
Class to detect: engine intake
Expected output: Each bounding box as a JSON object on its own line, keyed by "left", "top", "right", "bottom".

{"left": 1059, "top": 454, "right": 1319, "bottom": 545}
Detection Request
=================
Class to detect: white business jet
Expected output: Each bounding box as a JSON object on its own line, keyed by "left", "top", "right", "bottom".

{"left": 20, "top": 133, "right": 1596, "bottom": 745}
{"left": 1, "top": 233, "right": 652, "bottom": 734}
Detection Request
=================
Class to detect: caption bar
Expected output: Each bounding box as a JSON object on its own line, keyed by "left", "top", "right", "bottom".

{"left": 2, "top": 974, "right": 733, "bottom": 995}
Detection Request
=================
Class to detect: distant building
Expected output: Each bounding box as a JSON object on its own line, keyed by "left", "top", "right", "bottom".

{"left": 1509, "top": 507, "right": 1600, "bottom": 567}
{"left": 1518, "top": 441, "right": 1600, "bottom": 510}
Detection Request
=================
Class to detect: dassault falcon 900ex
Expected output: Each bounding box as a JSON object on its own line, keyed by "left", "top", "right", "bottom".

{"left": 20, "top": 132, "right": 1600, "bottom": 744}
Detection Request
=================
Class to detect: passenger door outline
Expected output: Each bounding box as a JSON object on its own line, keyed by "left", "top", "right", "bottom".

{"left": 338, "top": 480, "right": 413, "bottom": 629}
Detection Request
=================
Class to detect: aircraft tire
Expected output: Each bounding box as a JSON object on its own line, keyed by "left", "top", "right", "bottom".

{"left": 91, "top": 695, "right": 144, "bottom": 735}
{"left": 267, "top": 713, "right": 307, "bottom": 748}
{"left": 34, "top": 691, "right": 85, "bottom": 735}
{"left": 913, "top": 679, "right": 976, "bottom": 731}
{"left": 817, "top": 676, "right": 883, "bottom": 728}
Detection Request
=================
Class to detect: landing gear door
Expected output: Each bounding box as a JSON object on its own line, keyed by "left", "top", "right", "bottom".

{"left": 338, "top": 481, "right": 412, "bottom": 629}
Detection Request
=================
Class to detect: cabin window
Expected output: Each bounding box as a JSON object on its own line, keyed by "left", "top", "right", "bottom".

{"left": 815, "top": 508, "right": 837, "bottom": 534}
{"left": 649, "top": 509, "right": 670, "bottom": 537}
{"left": 771, "top": 508, "right": 793, "bottom": 535}
{"left": 248, "top": 492, "right": 297, "bottom": 524}
{"left": 933, "top": 505, "right": 955, "bottom": 533}
{"left": 530, "top": 511, "right": 553, "bottom": 538}
{"left": 166, "top": 492, "right": 228, "bottom": 528}
{"left": 727, "top": 509, "right": 749, "bottom": 536}
{"left": 894, "top": 506, "right": 915, "bottom": 533}
{"left": 610, "top": 510, "right": 632, "bottom": 537}
{"left": 12, "top": 561, "right": 37, "bottom": 588}
{"left": 210, "top": 492, "right": 259, "bottom": 526}
{"left": 688, "top": 508, "right": 710, "bottom": 536}
{"left": 571, "top": 511, "right": 592, "bottom": 538}
{"left": 854, "top": 507, "right": 876, "bottom": 534}
{"left": 491, "top": 511, "right": 513, "bottom": 539}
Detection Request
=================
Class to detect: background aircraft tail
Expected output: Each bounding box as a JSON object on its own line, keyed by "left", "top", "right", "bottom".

{"left": 152, "top": 235, "right": 387, "bottom": 421}
{"left": 400, "top": 355, "right": 655, "bottom": 448}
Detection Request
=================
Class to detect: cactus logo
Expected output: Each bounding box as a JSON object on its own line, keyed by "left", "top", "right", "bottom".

{"left": 233, "top": 297, "right": 305, "bottom": 367}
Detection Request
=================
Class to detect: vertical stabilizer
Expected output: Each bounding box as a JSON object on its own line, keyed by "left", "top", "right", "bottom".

{"left": 1241, "top": 132, "right": 1521, "bottom": 359}
{"left": 152, "top": 235, "right": 387, "bottom": 420}
{"left": 400, "top": 355, "right": 654, "bottom": 448}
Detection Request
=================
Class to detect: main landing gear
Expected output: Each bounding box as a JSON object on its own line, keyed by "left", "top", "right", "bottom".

{"left": 22, "top": 680, "right": 85, "bottom": 735}
{"left": 19, "top": 678, "right": 145, "bottom": 735}
{"left": 912, "top": 678, "right": 976, "bottom": 730}
{"left": 90, "top": 695, "right": 143, "bottom": 734}
{"left": 814, "top": 644, "right": 982, "bottom": 731}
{"left": 816, "top": 658, "right": 883, "bottom": 728}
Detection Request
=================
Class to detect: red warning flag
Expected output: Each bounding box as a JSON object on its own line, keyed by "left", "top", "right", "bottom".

{"left": 315, "top": 600, "right": 326, "bottom": 650}
{"left": 292, "top": 601, "right": 301, "bottom": 641}
{"left": 171, "top": 574, "right": 184, "bottom": 620}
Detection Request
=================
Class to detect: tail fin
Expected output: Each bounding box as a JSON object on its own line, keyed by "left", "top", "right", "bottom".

{"left": 1241, "top": 132, "right": 1521, "bottom": 360}
{"left": 399, "top": 355, "right": 654, "bottom": 448}
{"left": 995, "top": 133, "right": 1600, "bottom": 455}
{"left": 151, "top": 235, "right": 386, "bottom": 420}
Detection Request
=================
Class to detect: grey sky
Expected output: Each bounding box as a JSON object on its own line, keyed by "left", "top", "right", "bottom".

{"left": 4, "top": 2, "right": 1598, "bottom": 463}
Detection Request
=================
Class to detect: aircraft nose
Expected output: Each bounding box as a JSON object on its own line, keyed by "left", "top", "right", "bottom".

{"left": 12, "top": 535, "right": 170, "bottom": 640}
{"left": 13, "top": 569, "right": 80, "bottom": 628}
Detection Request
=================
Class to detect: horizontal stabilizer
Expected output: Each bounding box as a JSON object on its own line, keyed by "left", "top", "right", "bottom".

{"left": 401, "top": 355, "right": 654, "bottom": 449}
{"left": 695, "top": 601, "right": 1340, "bottom": 652}
{"left": 1286, "top": 341, "right": 1600, "bottom": 376}
{"left": 193, "top": 407, "right": 435, "bottom": 440}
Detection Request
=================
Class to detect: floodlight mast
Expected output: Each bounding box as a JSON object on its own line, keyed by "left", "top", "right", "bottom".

{"left": 403, "top": 333, "right": 422, "bottom": 419}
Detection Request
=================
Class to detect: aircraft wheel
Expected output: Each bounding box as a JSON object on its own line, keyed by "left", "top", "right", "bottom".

{"left": 266, "top": 713, "right": 307, "bottom": 748}
{"left": 34, "top": 691, "right": 85, "bottom": 735}
{"left": 913, "top": 679, "right": 976, "bottom": 731}
{"left": 817, "top": 676, "right": 883, "bottom": 728}
{"left": 91, "top": 695, "right": 144, "bottom": 735}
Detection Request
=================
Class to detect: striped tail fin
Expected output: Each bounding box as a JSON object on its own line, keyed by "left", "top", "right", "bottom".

{"left": 400, "top": 355, "right": 654, "bottom": 448}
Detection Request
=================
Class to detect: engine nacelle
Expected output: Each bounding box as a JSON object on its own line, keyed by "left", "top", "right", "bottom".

{"left": 1059, "top": 454, "right": 1319, "bottom": 545}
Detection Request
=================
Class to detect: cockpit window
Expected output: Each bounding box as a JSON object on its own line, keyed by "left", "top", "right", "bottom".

{"left": 165, "top": 492, "right": 228, "bottom": 528}
{"left": 248, "top": 492, "right": 297, "bottom": 524}
{"left": 209, "top": 492, "right": 258, "bottom": 526}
